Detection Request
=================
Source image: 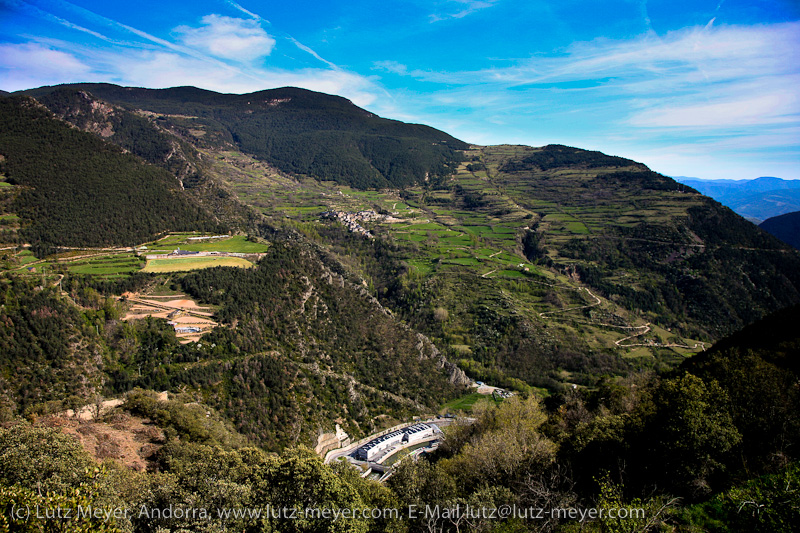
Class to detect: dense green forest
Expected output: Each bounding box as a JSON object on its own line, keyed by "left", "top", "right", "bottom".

{"left": 27, "top": 88, "right": 262, "bottom": 231}
{"left": 499, "top": 144, "right": 646, "bottom": 172}
{"left": 0, "top": 96, "right": 224, "bottom": 255}
{"left": 0, "top": 279, "right": 105, "bottom": 417}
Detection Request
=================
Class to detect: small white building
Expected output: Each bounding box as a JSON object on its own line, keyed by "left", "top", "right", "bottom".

{"left": 355, "top": 430, "right": 405, "bottom": 461}
{"left": 402, "top": 423, "right": 435, "bottom": 444}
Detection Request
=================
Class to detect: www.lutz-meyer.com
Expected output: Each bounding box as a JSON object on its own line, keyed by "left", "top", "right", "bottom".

{"left": 10, "top": 503, "right": 646, "bottom": 523}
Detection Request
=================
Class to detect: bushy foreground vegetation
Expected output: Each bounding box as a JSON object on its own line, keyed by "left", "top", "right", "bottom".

{"left": 2, "top": 303, "right": 798, "bottom": 533}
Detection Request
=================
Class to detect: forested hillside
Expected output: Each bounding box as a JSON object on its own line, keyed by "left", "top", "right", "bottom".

{"left": 0, "top": 279, "right": 105, "bottom": 418}
{"left": 0, "top": 96, "right": 224, "bottom": 255}
{"left": 20, "top": 88, "right": 260, "bottom": 231}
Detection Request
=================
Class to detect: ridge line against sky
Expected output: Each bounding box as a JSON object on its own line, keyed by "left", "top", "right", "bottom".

{"left": 0, "top": 0, "right": 798, "bottom": 180}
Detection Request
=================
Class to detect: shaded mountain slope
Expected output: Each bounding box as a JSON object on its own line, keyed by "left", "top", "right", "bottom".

{"left": 25, "top": 88, "right": 260, "bottom": 231}
{"left": 760, "top": 210, "right": 800, "bottom": 250}
{"left": 681, "top": 304, "right": 800, "bottom": 472}
{"left": 0, "top": 96, "right": 224, "bottom": 255}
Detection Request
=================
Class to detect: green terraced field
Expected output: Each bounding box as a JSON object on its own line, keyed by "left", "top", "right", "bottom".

{"left": 66, "top": 254, "right": 145, "bottom": 276}
{"left": 192, "top": 143, "right": 718, "bottom": 387}
{"left": 146, "top": 234, "right": 269, "bottom": 253}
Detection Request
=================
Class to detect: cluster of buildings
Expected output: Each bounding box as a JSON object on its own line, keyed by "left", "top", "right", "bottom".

{"left": 355, "top": 423, "right": 436, "bottom": 461}
{"left": 322, "top": 210, "right": 385, "bottom": 238}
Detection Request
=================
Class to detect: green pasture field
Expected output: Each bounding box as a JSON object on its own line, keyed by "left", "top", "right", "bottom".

{"left": 146, "top": 235, "right": 269, "bottom": 253}
{"left": 441, "top": 257, "right": 481, "bottom": 267}
{"left": 442, "top": 392, "right": 502, "bottom": 412}
{"left": 14, "top": 250, "right": 39, "bottom": 266}
{"left": 497, "top": 269, "right": 528, "bottom": 278}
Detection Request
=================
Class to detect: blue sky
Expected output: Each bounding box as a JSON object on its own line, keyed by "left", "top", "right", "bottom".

{"left": 1, "top": 0, "right": 798, "bottom": 180}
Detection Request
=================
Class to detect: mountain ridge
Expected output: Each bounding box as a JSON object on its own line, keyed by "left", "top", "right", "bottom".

{"left": 20, "top": 83, "right": 469, "bottom": 190}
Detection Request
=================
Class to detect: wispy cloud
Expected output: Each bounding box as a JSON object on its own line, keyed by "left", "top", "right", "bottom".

{"left": 628, "top": 77, "right": 800, "bottom": 128}
{"left": 396, "top": 21, "right": 799, "bottom": 87}
{"left": 429, "top": 0, "right": 502, "bottom": 22}
{"left": 286, "top": 36, "right": 338, "bottom": 70}
{"left": 375, "top": 21, "right": 800, "bottom": 130}
{"left": 223, "top": 0, "right": 269, "bottom": 24}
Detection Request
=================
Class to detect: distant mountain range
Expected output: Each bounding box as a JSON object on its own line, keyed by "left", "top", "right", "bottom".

{"left": 760, "top": 211, "right": 800, "bottom": 250}
{"left": 674, "top": 176, "right": 800, "bottom": 223}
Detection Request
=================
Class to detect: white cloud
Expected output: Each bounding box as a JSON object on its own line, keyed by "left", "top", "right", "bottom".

{"left": 0, "top": 43, "right": 91, "bottom": 91}
{"left": 175, "top": 15, "right": 275, "bottom": 62}
{"left": 375, "top": 21, "right": 800, "bottom": 134}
